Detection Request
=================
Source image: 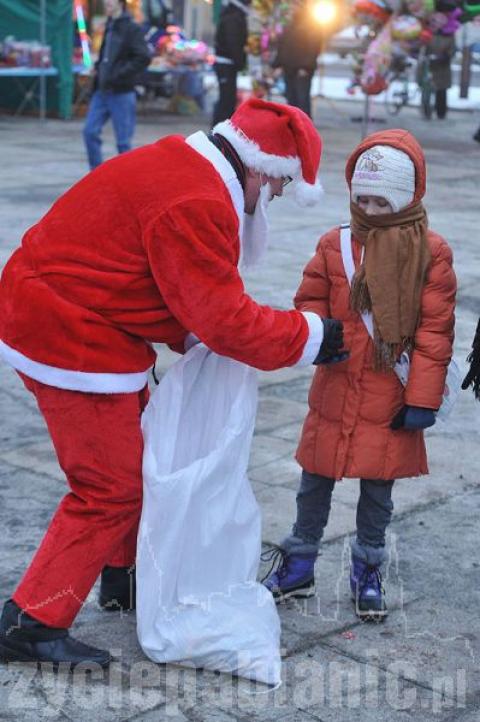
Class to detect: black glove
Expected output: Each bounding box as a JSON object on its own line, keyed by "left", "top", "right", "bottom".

{"left": 461, "top": 318, "right": 480, "bottom": 400}
{"left": 314, "top": 319, "right": 349, "bottom": 365}
{"left": 390, "top": 405, "right": 436, "bottom": 431}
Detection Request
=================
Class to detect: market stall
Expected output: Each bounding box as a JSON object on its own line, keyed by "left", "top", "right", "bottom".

{"left": 71, "top": 1, "right": 214, "bottom": 116}
{"left": 142, "top": 23, "right": 212, "bottom": 112}
{"left": 0, "top": 0, "right": 73, "bottom": 118}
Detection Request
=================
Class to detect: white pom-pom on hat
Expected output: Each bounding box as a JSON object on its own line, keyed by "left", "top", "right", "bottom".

{"left": 294, "top": 179, "right": 324, "bottom": 207}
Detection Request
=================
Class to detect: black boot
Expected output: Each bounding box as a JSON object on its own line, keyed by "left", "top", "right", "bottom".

{"left": 99, "top": 564, "right": 136, "bottom": 611}
{"left": 0, "top": 599, "right": 111, "bottom": 669}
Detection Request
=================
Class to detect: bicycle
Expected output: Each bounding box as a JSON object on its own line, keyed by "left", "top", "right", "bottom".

{"left": 384, "top": 47, "right": 435, "bottom": 119}
{"left": 384, "top": 54, "right": 414, "bottom": 116}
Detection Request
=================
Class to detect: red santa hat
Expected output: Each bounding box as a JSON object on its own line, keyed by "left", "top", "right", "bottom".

{"left": 213, "top": 98, "right": 323, "bottom": 207}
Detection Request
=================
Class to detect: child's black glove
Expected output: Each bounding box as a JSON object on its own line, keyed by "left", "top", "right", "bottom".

{"left": 314, "top": 319, "right": 349, "bottom": 365}
{"left": 390, "top": 405, "right": 436, "bottom": 431}
{"left": 461, "top": 318, "right": 480, "bottom": 400}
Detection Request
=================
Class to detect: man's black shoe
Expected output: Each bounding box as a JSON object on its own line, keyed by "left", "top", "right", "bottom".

{"left": 99, "top": 564, "right": 136, "bottom": 611}
{"left": 0, "top": 599, "right": 111, "bottom": 669}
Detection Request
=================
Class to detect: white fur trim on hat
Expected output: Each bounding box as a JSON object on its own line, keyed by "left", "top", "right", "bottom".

{"left": 351, "top": 144, "right": 415, "bottom": 213}
{"left": 213, "top": 119, "right": 301, "bottom": 178}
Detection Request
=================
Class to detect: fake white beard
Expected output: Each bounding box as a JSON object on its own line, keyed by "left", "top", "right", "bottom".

{"left": 240, "top": 182, "right": 270, "bottom": 271}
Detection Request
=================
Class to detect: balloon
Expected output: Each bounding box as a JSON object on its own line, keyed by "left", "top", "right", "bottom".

{"left": 361, "top": 20, "right": 392, "bottom": 88}
{"left": 353, "top": 0, "right": 391, "bottom": 23}
{"left": 361, "top": 73, "right": 388, "bottom": 94}
{"left": 391, "top": 14, "right": 423, "bottom": 39}
{"left": 463, "top": 2, "right": 480, "bottom": 19}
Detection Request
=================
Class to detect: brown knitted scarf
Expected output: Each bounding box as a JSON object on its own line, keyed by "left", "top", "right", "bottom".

{"left": 350, "top": 201, "right": 431, "bottom": 370}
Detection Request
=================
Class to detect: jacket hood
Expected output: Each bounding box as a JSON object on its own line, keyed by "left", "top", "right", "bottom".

{"left": 345, "top": 129, "right": 426, "bottom": 205}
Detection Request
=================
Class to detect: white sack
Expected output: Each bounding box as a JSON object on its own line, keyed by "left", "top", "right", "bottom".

{"left": 136, "top": 344, "right": 281, "bottom": 686}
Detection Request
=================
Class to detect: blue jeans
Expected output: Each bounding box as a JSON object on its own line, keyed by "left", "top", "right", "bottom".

{"left": 292, "top": 471, "right": 394, "bottom": 554}
{"left": 83, "top": 90, "right": 136, "bottom": 170}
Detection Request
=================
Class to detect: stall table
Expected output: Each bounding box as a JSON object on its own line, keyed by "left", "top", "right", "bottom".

{"left": 0, "top": 66, "right": 58, "bottom": 120}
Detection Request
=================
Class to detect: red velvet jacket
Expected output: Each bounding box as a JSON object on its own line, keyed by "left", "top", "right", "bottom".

{"left": 0, "top": 134, "right": 310, "bottom": 392}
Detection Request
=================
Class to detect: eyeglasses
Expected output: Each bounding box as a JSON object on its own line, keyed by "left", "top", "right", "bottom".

{"left": 282, "top": 176, "right": 293, "bottom": 188}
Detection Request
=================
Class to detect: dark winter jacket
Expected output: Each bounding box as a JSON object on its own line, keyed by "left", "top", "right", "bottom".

{"left": 274, "top": 12, "right": 323, "bottom": 74}
{"left": 214, "top": 5, "right": 248, "bottom": 71}
{"left": 95, "top": 12, "right": 150, "bottom": 93}
{"left": 427, "top": 34, "right": 455, "bottom": 90}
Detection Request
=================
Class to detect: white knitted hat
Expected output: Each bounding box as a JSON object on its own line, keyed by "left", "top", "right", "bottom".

{"left": 351, "top": 144, "right": 415, "bottom": 212}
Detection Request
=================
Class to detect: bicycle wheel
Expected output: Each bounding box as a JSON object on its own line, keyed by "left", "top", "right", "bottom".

{"left": 385, "top": 74, "right": 408, "bottom": 116}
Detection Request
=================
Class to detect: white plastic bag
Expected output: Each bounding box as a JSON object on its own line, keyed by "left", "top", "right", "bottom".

{"left": 393, "top": 353, "right": 461, "bottom": 421}
{"left": 434, "top": 357, "right": 462, "bottom": 422}
{"left": 136, "top": 344, "right": 281, "bottom": 686}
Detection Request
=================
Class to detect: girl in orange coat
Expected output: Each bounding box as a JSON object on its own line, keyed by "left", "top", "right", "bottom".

{"left": 264, "top": 129, "right": 456, "bottom": 619}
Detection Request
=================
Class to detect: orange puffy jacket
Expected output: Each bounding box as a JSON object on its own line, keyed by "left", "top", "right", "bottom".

{"left": 295, "top": 130, "right": 457, "bottom": 481}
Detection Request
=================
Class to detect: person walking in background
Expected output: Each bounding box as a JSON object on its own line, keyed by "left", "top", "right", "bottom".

{"left": 273, "top": 1, "right": 322, "bottom": 118}
{"left": 83, "top": 0, "right": 150, "bottom": 170}
{"left": 427, "top": 26, "right": 455, "bottom": 120}
{"left": 212, "top": 0, "right": 250, "bottom": 126}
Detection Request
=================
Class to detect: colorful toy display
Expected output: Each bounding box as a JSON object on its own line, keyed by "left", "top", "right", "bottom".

{"left": 350, "top": 0, "right": 480, "bottom": 95}
{"left": 0, "top": 37, "right": 52, "bottom": 68}
{"left": 154, "top": 25, "right": 213, "bottom": 66}
{"left": 361, "top": 20, "right": 392, "bottom": 92}
{"left": 145, "top": 24, "right": 213, "bottom": 115}
{"left": 244, "top": 0, "right": 480, "bottom": 100}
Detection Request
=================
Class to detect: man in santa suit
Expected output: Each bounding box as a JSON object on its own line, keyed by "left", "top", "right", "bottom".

{"left": 0, "top": 99, "right": 345, "bottom": 668}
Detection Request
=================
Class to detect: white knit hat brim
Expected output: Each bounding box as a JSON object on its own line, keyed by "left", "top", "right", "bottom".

{"left": 351, "top": 184, "right": 414, "bottom": 213}
{"left": 351, "top": 144, "right": 415, "bottom": 213}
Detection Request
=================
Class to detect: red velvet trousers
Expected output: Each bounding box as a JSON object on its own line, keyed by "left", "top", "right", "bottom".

{"left": 12, "top": 373, "right": 149, "bottom": 628}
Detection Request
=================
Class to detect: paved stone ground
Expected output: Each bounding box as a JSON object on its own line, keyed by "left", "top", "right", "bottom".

{"left": 0, "top": 97, "right": 479, "bottom": 721}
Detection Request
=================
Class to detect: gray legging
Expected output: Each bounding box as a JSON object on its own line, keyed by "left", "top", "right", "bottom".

{"left": 290, "top": 470, "right": 394, "bottom": 561}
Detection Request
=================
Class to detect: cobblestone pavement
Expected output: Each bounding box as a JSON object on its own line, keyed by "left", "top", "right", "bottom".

{"left": 0, "top": 99, "right": 479, "bottom": 721}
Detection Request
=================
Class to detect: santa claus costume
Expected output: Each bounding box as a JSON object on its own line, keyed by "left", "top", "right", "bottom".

{"left": 0, "top": 99, "right": 342, "bottom": 667}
